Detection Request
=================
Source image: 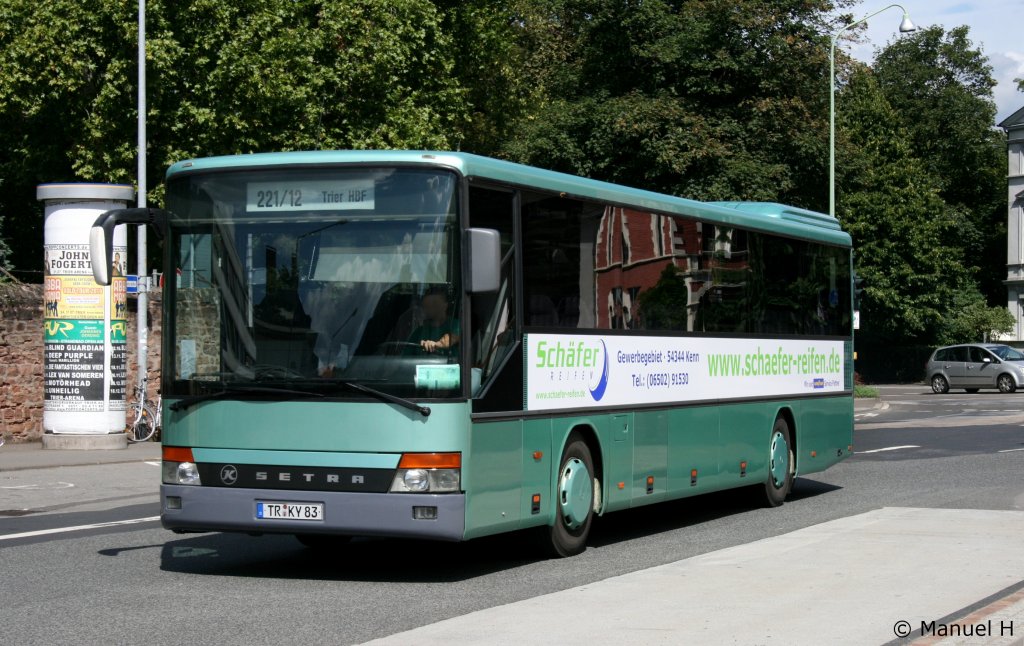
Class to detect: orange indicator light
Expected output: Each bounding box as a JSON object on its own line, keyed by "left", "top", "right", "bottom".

{"left": 810, "top": 450, "right": 817, "bottom": 458}
{"left": 532, "top": 451, "right": 543, "bottom": 460}
{"left": 532, "top": 494, "right": 541, "bottom": 503}
{"left": 646, "top": 476, "right": 654, "bottom": 485}
{"left": 398, "top": 452, "right": 461, "bottom": 469}
{"left": 618, "top": 482, "right": 625, "bottom": 490}
{"left": 163, "top": 446, "right": 194, "bottom": 462}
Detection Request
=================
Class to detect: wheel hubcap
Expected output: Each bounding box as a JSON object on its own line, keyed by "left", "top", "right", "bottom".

{"left": 769, "top": 431, "right": 789, "bottom": 488}
{"left": 559, "top": 458, "right": 593, "bottom": 530}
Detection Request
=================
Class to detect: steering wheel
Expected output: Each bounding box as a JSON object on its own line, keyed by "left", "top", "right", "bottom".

{"left": 376, "top": 341, "right": 422, "bottom": 355}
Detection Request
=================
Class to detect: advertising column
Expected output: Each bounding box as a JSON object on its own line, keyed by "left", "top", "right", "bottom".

{"left": 38, "top": 183, "right": 134, "bottom": 450}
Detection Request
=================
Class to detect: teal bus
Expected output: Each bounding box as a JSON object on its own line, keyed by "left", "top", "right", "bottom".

{"left": 91, "top": 151, "right": 853, "bottom": 557}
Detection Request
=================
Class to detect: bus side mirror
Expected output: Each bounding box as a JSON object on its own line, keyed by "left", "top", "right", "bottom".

{"left": 465, "top": 228, "right": 500, "bottom": 293}
{"left": 90, "top": 208, "right": 169, "bottom": 285}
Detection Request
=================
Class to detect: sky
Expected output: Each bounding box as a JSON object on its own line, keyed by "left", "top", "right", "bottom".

{"left": 841, "top": 0, "right": 1024, "bottom": 123}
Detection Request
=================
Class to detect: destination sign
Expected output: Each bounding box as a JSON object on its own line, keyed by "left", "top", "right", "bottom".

{"left": 246, "top": 180, "right": 375, "bottom": 212}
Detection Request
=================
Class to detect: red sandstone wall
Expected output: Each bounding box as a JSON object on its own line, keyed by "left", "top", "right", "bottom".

{"left": 0, "top": 284, "right": 161, "bottom": 443}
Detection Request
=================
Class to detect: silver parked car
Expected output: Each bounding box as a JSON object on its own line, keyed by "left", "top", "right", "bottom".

{"left": 926, "top": 344, "right": 1024, "bottom": 394}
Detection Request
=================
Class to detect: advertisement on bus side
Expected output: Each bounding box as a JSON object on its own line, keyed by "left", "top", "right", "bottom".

{"left": 525, "top": 333, "right": 846, "bottom": 411}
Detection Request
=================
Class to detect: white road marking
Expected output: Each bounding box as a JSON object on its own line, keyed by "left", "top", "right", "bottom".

{"left": 998, "top": 448, "right": 1024, "bottom": 453}
{"left": 0, "top": 482, "right": 75, "bottom": 490}
{"left": 857, "top": 445, "right": 920, "bottom": 454}
{"left": 144, "top": 461, "right": 160, "bottom": 466}
{"left": 0, "top": 516, "right": 160, "bottom": 542}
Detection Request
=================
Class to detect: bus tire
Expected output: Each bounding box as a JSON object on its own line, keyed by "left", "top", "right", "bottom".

{"left": 544, "top": 437, "right": 595, "bottom": 558}
{"left": 763, "top": 417, "right": 794, "bottom": 508}
{"left": 295, "top": 534, "right": 352, "bottom": 550}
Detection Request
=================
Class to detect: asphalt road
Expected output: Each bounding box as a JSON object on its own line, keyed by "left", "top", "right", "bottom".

{"left": 2, "top": 389, "right": 1022, "bottom": 645}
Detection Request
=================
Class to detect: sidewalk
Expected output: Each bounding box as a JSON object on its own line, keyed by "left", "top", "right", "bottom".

{"left": 0, "top": 440, "right": 161, "bottom": 472}
{"left": 363, "top": 507, "right": 1024, "bottom": 646}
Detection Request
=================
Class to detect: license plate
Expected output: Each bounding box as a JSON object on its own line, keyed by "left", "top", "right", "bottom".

{"left": 256, "top": 501, "right": 324, "bottom": 521}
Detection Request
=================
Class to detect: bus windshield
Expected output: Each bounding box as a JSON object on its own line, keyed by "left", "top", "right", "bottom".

{"left": 164, "top": 167, "right": 462, "bottom": 399}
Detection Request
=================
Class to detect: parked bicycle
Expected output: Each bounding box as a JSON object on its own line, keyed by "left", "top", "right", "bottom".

{"left": 126, "top": 383, "right": 162, "bottom": 443}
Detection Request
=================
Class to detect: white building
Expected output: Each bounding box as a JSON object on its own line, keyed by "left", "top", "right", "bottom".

{"left": 1001, "top": 105, "right": 1024, "bottom": 340}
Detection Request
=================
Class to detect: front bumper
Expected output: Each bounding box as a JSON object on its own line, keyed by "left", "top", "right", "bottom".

{"left": 161, "top": 484, "right": 466, "bottom": 541}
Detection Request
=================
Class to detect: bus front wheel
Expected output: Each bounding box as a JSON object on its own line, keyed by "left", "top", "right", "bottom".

{"left": 544, "top": 437, "right": 595, "bottom": 558}
{"left": 762, "top": 417, "right": 794, "bottom": 508}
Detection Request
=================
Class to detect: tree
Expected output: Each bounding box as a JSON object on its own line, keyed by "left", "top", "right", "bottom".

{"left": 871, "top": 26, "right": 1006, "bottom": 304}
{"left": 937, "top": 289, "right": 1015, "bottom": 344}
{"left": 433, "top": 0, "right": 536, "bottom": 155}
{"left": 836, "top": 66, "right": 975, "bottom": 344}
{"left": 0, "top": 0, "right": 135, "bottom": 280}
{"left": 503, "top": 0, "right": 853, "bottom": 208}
{"left": 0, "top": 0, "right": 517, "bottom": 278}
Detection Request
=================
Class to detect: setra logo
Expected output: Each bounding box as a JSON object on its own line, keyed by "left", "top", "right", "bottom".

{"left": 220, "top": 465, "right": 239, "bottom": 485}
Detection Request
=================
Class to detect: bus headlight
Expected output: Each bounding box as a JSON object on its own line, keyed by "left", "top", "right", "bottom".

{"left": 389, "top": 453, "right": 461, "bottom": 493}
{"left": 390, "top": 468, "right": 460, "bottom": 493}
{"left": 163, "top": 461, "right": 201, "bottom": 486}
{"left": 403, "top": 469, "right": 430, "bottom": 492}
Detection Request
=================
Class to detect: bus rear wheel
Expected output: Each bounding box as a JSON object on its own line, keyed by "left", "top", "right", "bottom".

{"left": 543, "top": 437, "right": 595, "bottom": 558}
{"left": 762, "top": 417, "right": 794, "bottom": 508}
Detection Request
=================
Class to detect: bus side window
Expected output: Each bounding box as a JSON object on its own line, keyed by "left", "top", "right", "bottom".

{"left": 468, "top": 186, "right": 517, "bottom": 400}
{"left": 521, "top": 193, "right": 603, "bottom": 329}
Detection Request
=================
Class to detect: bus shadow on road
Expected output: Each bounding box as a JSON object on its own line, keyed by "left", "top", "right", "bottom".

{"left": 153, "top": 477, "right": 841, "bottom": 582}
{"left": 587, "top": 477, "right": 842, "bottom": 548}
{"left": 156, "top": 529, "right": 544, "bottom": 582}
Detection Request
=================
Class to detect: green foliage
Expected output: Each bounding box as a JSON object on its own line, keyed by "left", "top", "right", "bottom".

{"left": 0, "top": 1, "right": 1013, "bottom": 355}
{"left": 836, "top": 27, "right": 1007, "bottom": 346}
{"left": 837, "top": 66, "right": 970, "bottom": 343}
{"left": 853, "top": 384, "right": 878, "bottom": 398}
{"left": 871, "top": 26, "right": 1006, "bottom": 303}
{"left": 0, "top": 0, "right": 522, "bottom": 276}
{"left": 936, "top": 289, "right": 1015, "bottom": 345}
{"left": 503, "top": 0, "right": 846, "bottom": 208}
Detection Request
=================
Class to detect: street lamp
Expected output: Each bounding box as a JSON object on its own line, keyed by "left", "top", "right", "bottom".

{"left": 829, "top": 4, "right": 916, "bottom": 218}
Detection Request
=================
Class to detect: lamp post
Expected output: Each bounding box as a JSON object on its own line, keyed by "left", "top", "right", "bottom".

{"left": 829, "top": 4, "right": 916, "bottom": 218}
{"left": 136, "top": 0, "right": 148, "bottom": 403}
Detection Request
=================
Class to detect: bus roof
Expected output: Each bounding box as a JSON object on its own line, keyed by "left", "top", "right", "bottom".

{"left": 166, "top": 150, "right": 851, "bottom": 247}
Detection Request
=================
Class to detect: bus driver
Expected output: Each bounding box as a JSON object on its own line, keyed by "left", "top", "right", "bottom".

{"left": 409, "top": 287, "right": 459, "bottom": 353}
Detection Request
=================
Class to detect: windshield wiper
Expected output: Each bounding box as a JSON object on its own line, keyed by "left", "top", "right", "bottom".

{"left": 326, "top": 379, "right": 431, "bottom": 418}
{"left": 170, "top": 378, "right": 430, "bottom": 418}
{"left": 169, "top": 383, "right": 326, "bottom": 413}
